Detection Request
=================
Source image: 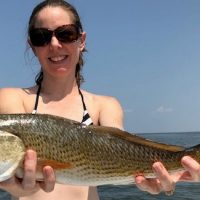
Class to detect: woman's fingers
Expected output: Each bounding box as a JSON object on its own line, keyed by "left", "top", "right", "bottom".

{"left": 181, "top": 156, "right": 200, "bottom": 182}
{"left": 22, "top": 150, "right": 56, "bottom": 193}
{"left": 135, "top": 175, "right": 161, "bottom": 194}
{"left": 153, "top": 162, "right": 175, "bottom": 195}
{"left": 22, "top": 150, "right": 37, "bottom": 190}
{"left": 135, "top": 162, "right": 176, "bottom": 196}
{"left": 39, "top": 166, "right": 55, "bottom": 192}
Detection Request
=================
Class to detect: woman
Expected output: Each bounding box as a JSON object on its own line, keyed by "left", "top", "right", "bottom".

{"left": 0, "top": 0, "right": 199, "bottom": 199}
{"left": 0, "top": 1, "right": 123, "bottom": 199}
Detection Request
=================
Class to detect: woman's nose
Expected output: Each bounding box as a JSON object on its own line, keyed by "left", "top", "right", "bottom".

{"left": 50, "top": 35, "right": 62, "bottom": 48}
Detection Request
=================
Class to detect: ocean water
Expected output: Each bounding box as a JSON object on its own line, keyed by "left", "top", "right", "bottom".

{"left": 0, "top": 132, "right": 200, "bottom": 200}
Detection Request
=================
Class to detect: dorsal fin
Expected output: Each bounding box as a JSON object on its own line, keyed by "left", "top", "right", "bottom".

{"left": 87, "top": 126, "right": 185, "bottom": 152}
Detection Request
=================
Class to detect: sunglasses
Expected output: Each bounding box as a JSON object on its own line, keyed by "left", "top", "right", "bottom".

{"left": 29, "top": 24, "right": 81, "bottom": 47}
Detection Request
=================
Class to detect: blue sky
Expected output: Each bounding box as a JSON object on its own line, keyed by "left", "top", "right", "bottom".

{"left": 1, "top": 1, "right": 200, "bottom": 133}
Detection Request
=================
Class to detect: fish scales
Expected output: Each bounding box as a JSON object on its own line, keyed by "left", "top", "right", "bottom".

{"left": 0, "top": 113, "right": 199, "bottom": 186}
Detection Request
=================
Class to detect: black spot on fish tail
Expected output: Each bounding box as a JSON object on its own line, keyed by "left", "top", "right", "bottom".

{"left": 185, "top": 144, "right": 200, "bottom": 152}
{"left": 184, "top": 144, "right": 200, "bottom": 162}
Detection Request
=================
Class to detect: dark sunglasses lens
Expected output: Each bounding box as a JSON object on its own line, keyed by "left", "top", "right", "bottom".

{"left": 30, "top": 28, "right": 52, "bottom": 47}
{"left": 56, "top": 25, "right": 79, "bottom": 43}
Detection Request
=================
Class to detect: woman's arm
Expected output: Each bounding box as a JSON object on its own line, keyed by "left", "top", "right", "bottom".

{"left": 98, "top": 96, "right": 124, "bottom": 129}
{"left": 0, "top": 88, "right": 56, "bottom": 197}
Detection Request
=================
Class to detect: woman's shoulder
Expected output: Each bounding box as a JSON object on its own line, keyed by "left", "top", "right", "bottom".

{"left": 0, "top": 86, "right": 36, "bottom": 97}
{"left": 82, "top": 90, "right": 124, "bottom": 129}
{"left": 0, "top": 87, "right": 22, "bottom": 100}
{"left": 82, "top": 90, "right": 120, "bottom": 105}
{"left": 0, "top": 87, "right": 34, "bottom": 113}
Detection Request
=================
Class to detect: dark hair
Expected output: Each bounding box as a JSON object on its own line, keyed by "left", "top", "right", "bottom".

{"left": 28, "top": 0, "right": 86, "bottom": 87}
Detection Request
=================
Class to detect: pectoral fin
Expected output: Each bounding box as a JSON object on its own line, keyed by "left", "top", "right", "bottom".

{"left": 37, "top": 159, "right": 72, "bottom": 170}
{"left": 15, "top": 159, "right": 73, "bottom": 182}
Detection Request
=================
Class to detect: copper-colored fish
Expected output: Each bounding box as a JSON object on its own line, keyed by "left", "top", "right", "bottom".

{"left": 0, "top": 113, "right": 199, "bottom": 186}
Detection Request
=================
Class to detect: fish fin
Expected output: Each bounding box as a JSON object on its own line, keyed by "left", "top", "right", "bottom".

{"left": 0, "top": 131, "right": 25, "bottom": 182}
{"left": 112, "top": 176, "right": 135, "bottom": 185}
{"left": 186, "top": 144, "right": 200, "bottom": 152}
{"left": 37, "top": 159, "right": 72, "bottom": 170}
{"left": 88, "top": 126, "right": 185, "bottom": 152}
{"left": 16, "top": 159, "right": 73, "bottom": 181}
{"left": 185, "top": 144, "right": 200, "bottom": 161}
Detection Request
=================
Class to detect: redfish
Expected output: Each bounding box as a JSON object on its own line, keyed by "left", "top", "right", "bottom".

{"left": 0, "top": 113, "right": 199, "bottom": 186}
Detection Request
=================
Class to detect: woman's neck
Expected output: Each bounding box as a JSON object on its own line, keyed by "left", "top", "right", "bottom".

{"left": 40, "top": 76, "right": 79, "bottom": 100}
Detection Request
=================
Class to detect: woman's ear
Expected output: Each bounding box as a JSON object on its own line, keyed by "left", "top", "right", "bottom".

{"left": 79, "top": 32, "right": 86, "bottom": 51}
{"left": 28, "top": 39, "right": 37, "bottom": 56}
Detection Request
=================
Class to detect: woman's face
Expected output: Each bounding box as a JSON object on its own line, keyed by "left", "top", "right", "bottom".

{"left": 30, "top": 6, "right": 86, "bottom": 79}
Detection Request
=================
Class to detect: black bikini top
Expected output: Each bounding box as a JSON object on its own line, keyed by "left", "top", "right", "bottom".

{"left": 32, "top": 84, "right": 93, "bottom": 126}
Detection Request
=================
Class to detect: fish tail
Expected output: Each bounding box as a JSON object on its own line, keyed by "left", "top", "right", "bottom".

{"left": 185, "top": 144, "right": 200, "bottom": 162}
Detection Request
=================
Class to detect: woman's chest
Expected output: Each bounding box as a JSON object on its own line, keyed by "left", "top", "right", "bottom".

{"left": 22, "top": 93, "right": 99, "bottom": 125}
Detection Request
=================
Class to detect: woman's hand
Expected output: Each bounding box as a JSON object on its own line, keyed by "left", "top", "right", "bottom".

{"left": 178, "top": 156, "right": 200, "bottom": 182}
{"left": 0, "top": 150, "right": 56, "bottom": 197}
{"left": 135, "top": 162, "right": 175, "bottom": 195}
{"left": 135, "top": 156, "right": 200, "bottom": 195}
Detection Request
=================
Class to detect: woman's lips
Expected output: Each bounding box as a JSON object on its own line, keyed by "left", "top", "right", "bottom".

{"left": 48, "top": 55, "right": 68, "bottom": 62}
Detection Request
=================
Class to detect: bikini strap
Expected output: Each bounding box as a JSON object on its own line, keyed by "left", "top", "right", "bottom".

{"left": 78, "top": 88, "right": 87, "bottom": 111}
{"left": 78, "top": 89, "right": 93, "bottom": 125}
{"left": 32, "top": 84, "right": 41, "bottom": 114}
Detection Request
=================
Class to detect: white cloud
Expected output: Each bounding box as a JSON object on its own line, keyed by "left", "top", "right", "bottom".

{"left": 156, "top": 106, "right": 173, "bottom": 113}
{"left": 124, "top": 108, "right": 133, "bottom": 113}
